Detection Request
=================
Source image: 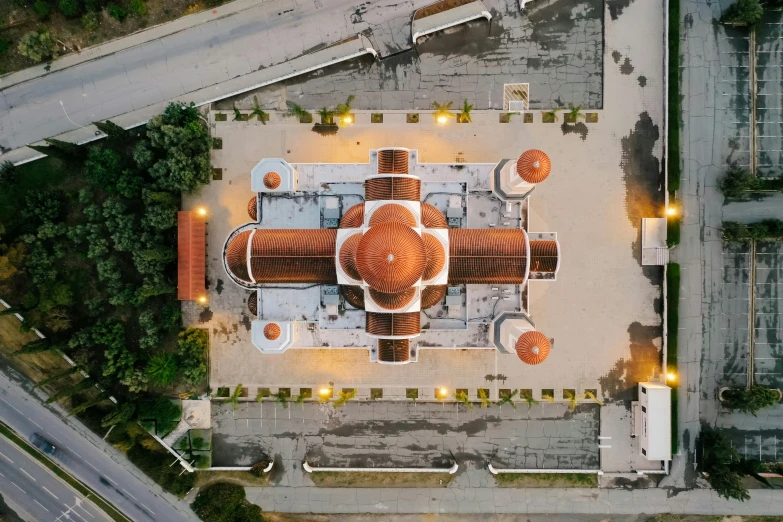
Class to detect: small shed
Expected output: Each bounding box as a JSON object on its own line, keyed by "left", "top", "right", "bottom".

{"left": 636, "top": 382, "right": 672, "bottom": 461}
{"left": 641, "top": 218, "right": 669, "bottom": 265}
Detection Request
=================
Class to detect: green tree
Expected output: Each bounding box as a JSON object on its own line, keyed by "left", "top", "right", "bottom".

{"left": 13, "top": 339, "right": 53, "bottom": 356}
{"left": 93, "top": 120, "right": 129, "bottom": 141}
{"left": 107, "top": 4, "right": 126, "bottom": 21}
{"left": 232, "top": 104, "right": 243, "bottom": 121}
{"left": 700, "top": 426, "right": 750, "bottom": 501}
{"left": 84, "top": 147, "right": 122, "bottom": 188}
{"left": 250, "top": 96, "right": 268, "bottom": 124}
{"left": 567, "top": 103, "right": 584, "bottom": 122}
{"left": 45, "top": 379, "right": 93, "bottom": 404}
{"left": 286, "top": 102, "right": 311, "bottom": 121}
{"left": 129, "top": 0, "right": 147, "bottom": 15}
{"left": 44, "top": 138, "right": 85, "bottom": 158}
{"left": 226, "top": 384, "right": 244, "bottom": 410}
{"left": 496, "top": 389, "right": 519, "bottom": 409}
{"left": 720, "top": 167, "right": 759, "bottom": 197}
{"left": 69, "top": 391, "right": 111, "bottom": 416}
{"left": 721, "top": 0, "right": 764, "bottom": 26}
{"left": 458, "top": 99, "right": 474, "bottom": 123}
{"left": 192, "top": 482, "right": 265, "bottom": 522}
{"left": 81, "top": 11, "right": 99, "bottom": 31}
{"left": 721, "top": 386, "right": 781, "bottom": 416}
{"left": 101, "top": 402, "right": 136, "bottom": 427}
{"left": 333, "top": 388, "right": 356, "bottom": 409}
{"left": 0, "top": 161, "right": 18, "bottom": 186}
{"left": 33, "top": 0, "right": 51, "bottom": 18}
{"left": 146, "top": 353, "right": 178, "bottom": 385}
{"left": 455, "top": 390, "right": 473, "bottom": 409}
{"left": 318, "top": 107, "right": 334, "bottom": 125}
{"left": 178, "top": 328, "right": 209, "bottom": 385}
{"left": 143, "top": 203, "right": 177, "bottom": 230}
{"left": 36, "top": 366, "right": 80, "bottom": 388}
{"left": 59, "top": 0, "right": 80, "bottom": 16}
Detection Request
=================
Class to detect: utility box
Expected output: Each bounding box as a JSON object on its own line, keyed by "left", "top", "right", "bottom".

{"left": 636, "top": 382, "right": 672, "bottom": 461}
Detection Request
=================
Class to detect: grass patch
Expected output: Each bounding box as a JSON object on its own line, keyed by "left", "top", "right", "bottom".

{"left": 494, "top": 472, "right": 598, "bottom": 488}
{"left": 194, "top": 470, "right": 271, "bottom": 488}
{"left": 310, "top": 471, "right": 453, "bottom": 488}
{"left": 0, "top": 422, "right": 130, "bottom": 522}
{"left": 667, "top": 262, "right": 680, "bottom": 455}
{"left": 668, "top": 0, "right": 681, "bottom": 194}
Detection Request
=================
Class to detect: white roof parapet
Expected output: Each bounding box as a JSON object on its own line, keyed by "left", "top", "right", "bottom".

{"left": 303, "top": 461, "right": 458, "bottom": 474}
{"left": 412, "top": 1, "right": 492, "bottom": 43}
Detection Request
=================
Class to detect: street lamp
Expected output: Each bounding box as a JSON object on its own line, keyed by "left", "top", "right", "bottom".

{"left": 437, "top": 115, "right": 448, "bottom": 125}
{"left": 666, "top": 206, "right": 677, "bottom": 217}
{"left": 437, "top": 386, "right": 448, "bottom": 399}
{"left": 197, "top": 207, "right": 207, "bottom": 217}
{"left": 666, "top": 371, "right": 676, "bottom": 383}
{"left": 198, "top": 296, "right": 208, "bottom": 304}
{"left": 342, "top": 115, "right": 353, "bottom": 124}
{"left": 319, "top": 387, "right": 331, "bottom": 397}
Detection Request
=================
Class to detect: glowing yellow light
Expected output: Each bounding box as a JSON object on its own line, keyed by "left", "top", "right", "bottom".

{"left": 197, "top": 207, "right": 207, "bottom": 217}
{"left": 437, "top": 115, "right": 448, "bottom": 124}
{"left": 666, "top": 372, "right": 676, "bottom": 382}
{"left": 666, "top": 207, "right": 677, "bottom": 217}
{"left": 198, "top": 296, "right": 207, "bottom": 304}
{"left": 343, "top": 115, "right": 353, "bottom": 124}
{"left": 319, "top": 388, "right": 331, "bottom": 396}
{"left": 437, "top": 386, "right": 448, "bottom": 398}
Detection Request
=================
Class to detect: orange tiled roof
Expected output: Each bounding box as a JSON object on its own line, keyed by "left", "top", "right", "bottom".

{"left": 356, "top": 222, "right": 425, "bottom": 293}
{"left": 177, "top": 211, "right": 206, "bottom": 300}
{"left": 516, "top": 149, "right": 551, "bottom": 184}
{"left": 515, "top": 331, "right": 551, "bottom": 365}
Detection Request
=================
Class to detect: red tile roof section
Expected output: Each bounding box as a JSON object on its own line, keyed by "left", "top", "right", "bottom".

{"left": 177, "top": 211, "right": 206, "bottom": 301}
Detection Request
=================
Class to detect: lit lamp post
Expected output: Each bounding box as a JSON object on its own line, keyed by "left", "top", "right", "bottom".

{"left": 436, "top": 386, "right": 448, "bottom": 400}
{"left": 197, "top": 207, "right": 208, "bottom": 217}
{"left": 342, "top": 115, "right": 353, "bottom": 125}
{"left": 666, "top": 371, "right": 676, "bottom": 383}
{"left": 665, "top": 206, "right": 677, "bottom": 217}
{"left": 436, "top": 114, "right": 449, "bottom": 125}
{"left": 319, "top": 387, "right": 332, "bottom": 398}
{"left": 198, "top": 296, "right": 208, "bottom": 305}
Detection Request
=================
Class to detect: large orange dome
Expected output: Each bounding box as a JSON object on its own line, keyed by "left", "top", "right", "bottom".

{"left": 356, "top": 222, "right": 425, "bottom": 293}
{"left": 515, "top": 331, "right": 550, "bottom": 364}
{"left": 368, "top": 204, "right": 417, "bottom": 227}
{"left": 423, "top": 233, "right": 445, "bottom": 280}
{"left": 516, "top": 150, "right": 551, "bottom": 184}
{"left": 339, "top": 234, "right": 362, "bottom": 280}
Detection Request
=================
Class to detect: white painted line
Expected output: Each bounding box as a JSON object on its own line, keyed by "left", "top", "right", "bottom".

{"left": 102, "top": 475, "right": 118, "bottom": 485}
{"left": 77, "top": 503, "right": 96, "bottom": 518}
{"left": 42, "top": 486, "right": 60, "bottom": 499}
{"left": 86, "top": 461, "right": 100, "bottom": 472}
{"left": 0, "top": 470, "right": 5, "bottom": 477}
{"left": 122, "top": 488, "right": 138, "bottom": 501}
{"left": 11, "top": 481, "right": 25, "bottom": 493}
{"left": 0, "top": 451, "right": 14, "bottom": 463}
{"left": 0, "top": 397, "right": 25, "bottom": 415}
{"left": 33, "top": 499, "right": 50, "bottom": 512}
{"left": 47, "top": 433, "right": 64, "bottom": 444}
{"left": 68, "top": 447, "right": 83, "bottom": 458}
{"left": 19, "top": 467, "right": 36, "bottom": 481}
{"left": 67, "top": 504, "right": 88, "bottom": 522}
{"left": 140, "top": 503, "right": 156, "bottom": 515}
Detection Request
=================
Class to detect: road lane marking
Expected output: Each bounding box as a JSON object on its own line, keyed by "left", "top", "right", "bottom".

{"left": 140, "top": 503, "right": 156, "bottom": 515}
{"left": 19, "top": 467, "right": 36, "bottom": 481}
{"left": 30, "top": 420, "right": 43, "bottom": 429}
{"left": 42, "top": 486, "right": 60, "bottom": 499}
{"left": 66, "top": 504, "right": 88, "bottom": 522}
{"left": 67, "top": 447, "right": 83, "bottom": 458}
{"left": 11, "top": 481, "right": 25, "bottom": 493}
{"left": 0, "top": 396, "right": 25, "bottom": 415}
{"left": 0, "top": 451, "right": 13, "bottom": 463}
{"left": 76, "top": 503, "right": 96, "bottom": 518}
{"left": 0, "top": 470, "right": 5, "bottom": 477}
{"left": 33, "top": 499, "right": 50, "bottom": 512}
{"left": 102, "top": 475, "right": 118, "bottom": 485}
{"left": 47, "top": 433, "right": 64, "bottom": 444}
{"left": 86, "top": 461, "right": 100, "bottom": 472}
{"left": 122, "top": 488, "right": 138, "bottom": 501}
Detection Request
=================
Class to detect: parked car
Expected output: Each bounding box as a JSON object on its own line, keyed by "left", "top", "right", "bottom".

{"left": 30, "top": 433, "right": 56, "bottom": 456}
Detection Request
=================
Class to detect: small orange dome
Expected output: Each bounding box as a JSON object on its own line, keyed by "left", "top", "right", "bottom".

{"left": 515, "top": 331, "right": 550, "bottom": 365}
{"left": 339, "top": 204, "right": 365, "bottom": 228}
{"left": 247, "top": 196, "right": 258, "bottom": 220}
{"left": 356, "top": 222, "right": 426, "bottom": 294}
{"left": 264, "top": 323, "right": 281, "bottom": 340}
{"left": 263, "top": 172, "right": 282, "bottom": 190}
{"left": 368, "top": 204, "right": 417, "bottom": 227}
{"left": 423, "top": 234, "right": 445, "bottom": 280}
{"left": 339, "top": 233, "right": 362, "bottom": 280}
{"left": 516, "top": 150, "right": 551, "bottom": 184}
{"left": 369, "top": 287, "right": 417, "bottom": 310}
{"left": 420, "top": 285, "right": 447, "bottom": 309}
{"left": 421, "top": 203, "right": 447, "bottom": 228}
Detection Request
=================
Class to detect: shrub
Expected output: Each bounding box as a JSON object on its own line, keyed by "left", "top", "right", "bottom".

{"left": 17, "top": 30, "right": 58, "bottom": 63}
{"left": 192, "top": 482, "right": 265, "bottom": 522}
{"left": 107, "top": 4, "right": 126, "bottom": 21}
{"left": 82, "top": 11, "right": 99, "bottom": 31}
{"left": 0, "top": 38, "right": 10, "bottom": 56}
{"left": 699, "top": 426, "right": 749, "bottom": 501}
{"left": 146, "top": 353, "right": 178, "bottom": 386}
{"left": 59, "top": 0, "right": 80, "bottom": 17}
{"left": 137, "top": 397, "right": 181, "bottom": 422}
{"left": 177, "top": 328, "right": 209, "bottom": 385}
{"left": 722, "top": 219, "right": 783, "bottom": 241}
{"left": 129, "top": 0, "right": 147, "bottom": 16}
{"left": 126, "top": 442, "right": 194, "bottom": 496}
{"left": 33, "top": 0, "right": 52, "bottom": 18}
{"left": 721, "top": 0, "right": 764, "bottom": 26}
{"left": 720, "top": 167, "right": 759, "bottom": 197}
{"left": 721, "top": 386, "right": 780, "bottom": 416}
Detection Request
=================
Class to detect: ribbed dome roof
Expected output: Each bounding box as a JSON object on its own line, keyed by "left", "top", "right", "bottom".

{"left": 340, "top": 285, "right": 365, "bottom": 309}
{"left": 423, "top": 233, "right": 445, "bottom": 280}
{"left": 247, "top": 196, "right": 258, "bottom": 221}
{"left": 516, "top": 150, "right": 551, "bottom": 184}
{"left": 226, "top": 230, "right": 251, "bottom": 282}
{"left": 264, "top": 323, "right": 281, "bottom": 340}
{"left": 338, "top": 233, "right": 362, "bottom": 280}
{"left": 421, "top": 203, "right": 447, "bottom": 228}
{"left": 339, "top": 204, "right": 364, "bottom": 229}
{"left": 247, "top": 291, "right": 257, "bottom": 315}
{"left": 368, "top": 204, "right": 417, "bottom": 227}
{"left": 420, "top": 285, "right": 447, "bottom": 309}
{"left": 356, "top": 222, "right": 426, "bottom": 293}
{"left": 515, "top": 331, "right": 550, "bottom": 365}
{"left": 263, "top": 172, "right": 282, "bottom": 190}
{"left": 369, "top": 287, "right": 417, "bottom": 310}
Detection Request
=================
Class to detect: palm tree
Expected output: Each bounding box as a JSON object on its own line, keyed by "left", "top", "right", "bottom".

{"left": 541, "top": 393, "right": 555, "bottom": 403}
{"left": 295, "top": 393, "right": 307, "bottom": 405}
{"left": 583, "top": 391, "right": 604, "bottom": 406}
{"left": 567, "top": 103, "right": 584, "bottom": 123}
{"left": 318, "top": 107, "right": 335, "bottom": 125}
{"left": 459, "top": 99, "right": 474, "bottom": 123}
{"left": 542, "top": 107, "right": 561, "bottom": 122}
{"left": 226, "top": 384, "right": 243, "bottom": 410}
{"left": 232, "top": 103, "right": 243, "bottom": 121}
{"left": 286, "top": 102, "right": 311, "bottom": 122}
{"left": 335, "top": 95, "right": 355, "bottom": 119}
{"left": 496, "top": 389, "right": 519, "bottom": 409}
{"left": 333, "top": 388, "right": 357, "bottom": 409}
{"left": 478, "top": 388, "right": 492, "bottom": 408}
{"left": 146, "top": 353, "right": 178, "bottom": 386}
{"left": 250, "top": 96, "right": 268, "bottom": 125}
{"left": 522, "top": 393, "right": 538, "bottom": 409}
{"left": 563, "top": 390, "right": 578, "bottom": 412}
{"left": 455, "top": 391, "right": 473, "bottom": 410}
{"left": 432, "top": 101, "right": 455, "bottom": 121}
{"left": 273, "top": 391, "right": 288, "bottom": 409}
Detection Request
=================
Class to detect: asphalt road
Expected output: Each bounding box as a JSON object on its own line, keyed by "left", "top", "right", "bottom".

{"left": 0, "top": 434, "right": 111, "bottom": 522}
{"left": 0, "top": 368, "right": 195, "bottom": 522}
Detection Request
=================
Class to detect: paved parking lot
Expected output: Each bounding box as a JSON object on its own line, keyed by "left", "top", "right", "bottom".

{"left": 718, "top": 243, "right": 751, "bottom": 388}
{"left": 755, "top": 12, "right": 783, "bottom": 178}
{"left": 754, "top": 241, "right": 783, "bottom": 388}
{"left": 211, "top": 400, "right": 599, "bottom": 471}
{"left": 716, "top": 28, "right": 752, "bottom": 173}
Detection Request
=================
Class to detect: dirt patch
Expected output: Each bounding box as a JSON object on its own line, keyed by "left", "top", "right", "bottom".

{"left": 493, "top": 472, "right": 598, "bottom": 488}
{"left": 193, "top": 470, "right": 270, "bottom": 488}
{"left": 309, "top": 471, "right": 453, "bottom": 488}
{"left": 0, "top": 0, "right": 228, "bottom": 75}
